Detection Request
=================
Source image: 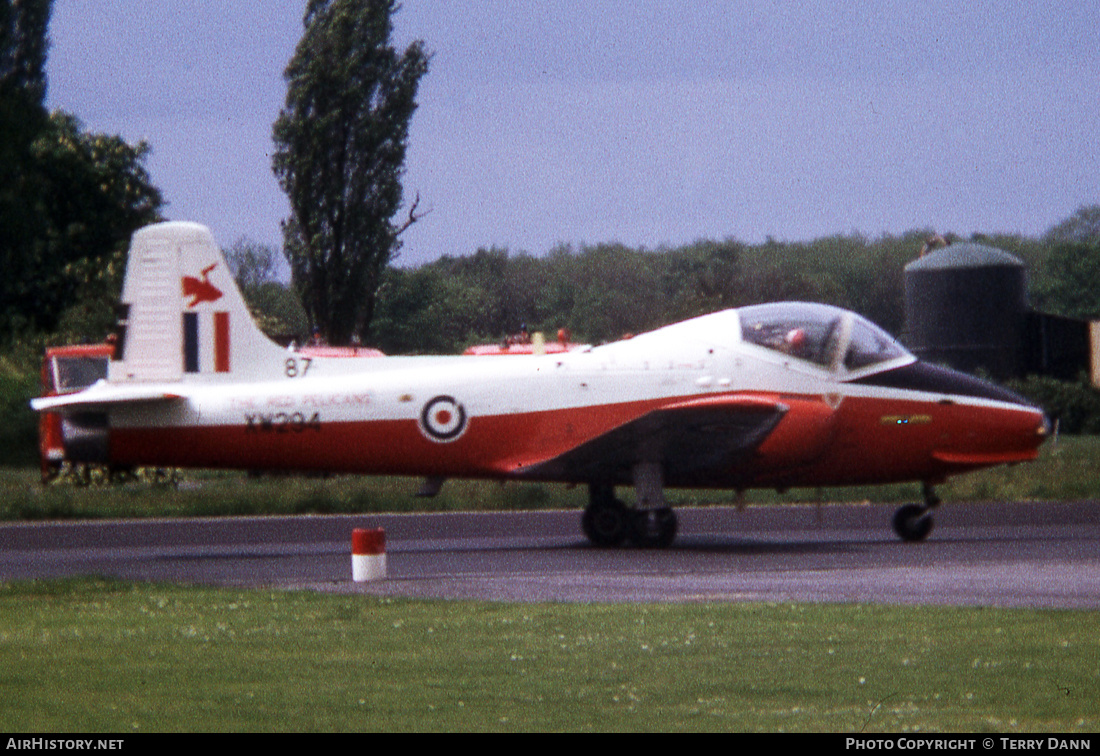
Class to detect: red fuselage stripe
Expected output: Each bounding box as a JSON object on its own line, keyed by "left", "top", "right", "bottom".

{"left": 107, "top": 392, "right": 1044, "bottom": 488}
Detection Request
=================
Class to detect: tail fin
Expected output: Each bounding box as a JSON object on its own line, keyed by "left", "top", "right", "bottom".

{"left": 110, "top": 222, "right": 284, "bottom": 383}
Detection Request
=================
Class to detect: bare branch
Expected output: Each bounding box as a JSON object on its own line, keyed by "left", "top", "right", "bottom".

{"left": 395, "top": 191, "right": 431, "bottom": 236}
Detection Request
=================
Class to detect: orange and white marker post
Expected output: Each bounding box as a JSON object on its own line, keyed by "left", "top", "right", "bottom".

{"left": 352, "top": 528, "right": 386, "bottom": 582}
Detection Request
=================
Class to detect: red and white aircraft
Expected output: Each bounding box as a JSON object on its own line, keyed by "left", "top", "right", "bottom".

{"left": 33, "top": 222, "right": 1049, "bottom": 546}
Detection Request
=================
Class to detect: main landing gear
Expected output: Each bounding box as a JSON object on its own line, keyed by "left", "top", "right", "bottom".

{"left": 892, "top": 483, "right": 941, "bottom": 543}
{"left": 583, "top": 476, "right": 941, "bottom": 547}
{"left": 582, "top": 467, "right": 679, "bottom": 549}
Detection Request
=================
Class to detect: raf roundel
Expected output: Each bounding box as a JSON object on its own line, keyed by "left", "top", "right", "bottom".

{"left": 419, "top": 395, "right": 468, "bottom": 443}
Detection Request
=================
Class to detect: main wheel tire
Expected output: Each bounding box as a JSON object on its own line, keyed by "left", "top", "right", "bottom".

{"left": 628, "top": 507, "right": 678, "bottom": 549}
{"left": 582, "top": 499, "right": 630, "bottom": 547}
{"left": 892, "top": 503, "right": 934, "bottom": 542}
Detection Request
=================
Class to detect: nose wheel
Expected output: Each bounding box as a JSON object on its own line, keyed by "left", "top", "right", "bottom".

{"left": 892, "top": 483, "right": 940, "bottom": 542}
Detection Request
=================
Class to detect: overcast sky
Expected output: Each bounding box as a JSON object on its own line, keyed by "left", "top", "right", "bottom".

{"left": 45, "top": 0, "right": 1100, "bottom": 266}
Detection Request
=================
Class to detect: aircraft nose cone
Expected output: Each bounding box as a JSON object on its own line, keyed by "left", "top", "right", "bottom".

{"left": 854, "top": 360, "right": 1048, "bottom": 463}
{"left": 959, "top": 372, "right": 1050, "bottom": 452}
{"left": 1037, "top": 412, "right": 1053, "bottom": 440}
{"left": 1024, "top": 408, "right": 1053, "bottom": 453}
{"left": 949, "top": 387, "right": 1050, "bottom": 465}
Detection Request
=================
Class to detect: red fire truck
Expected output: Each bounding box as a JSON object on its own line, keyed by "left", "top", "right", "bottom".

{"left": 37, "top": 343, "right": 115, "bottom": 483}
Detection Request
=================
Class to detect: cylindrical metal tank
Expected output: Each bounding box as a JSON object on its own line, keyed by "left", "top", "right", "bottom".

{"left": 904, "top": 242, "right": 1028, "bottom": 380}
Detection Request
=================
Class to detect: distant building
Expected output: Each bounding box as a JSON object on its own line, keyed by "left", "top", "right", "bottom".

{"left": 904, "top": 241, "right": 1098, "bottom": 383}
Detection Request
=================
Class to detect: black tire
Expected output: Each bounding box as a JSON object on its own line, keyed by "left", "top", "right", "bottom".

{"left": 892, "top": 503, "right": 934, "bottom": 542}
{"left": 582, "top": 499, "right": 630, "bottom": 547}
{"left": 628, "top": 507, "right": 678, "bottom": 549}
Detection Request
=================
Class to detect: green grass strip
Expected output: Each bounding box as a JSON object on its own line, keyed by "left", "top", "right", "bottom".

{"left": 0, "top": 579, "right": 1096, "bottom": 732}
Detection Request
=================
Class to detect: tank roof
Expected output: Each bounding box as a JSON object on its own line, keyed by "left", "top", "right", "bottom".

{"left": 905, "top": 242, "right": 1024, "bottom": 272}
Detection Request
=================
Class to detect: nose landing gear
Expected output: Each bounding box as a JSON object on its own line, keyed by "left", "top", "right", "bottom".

{"left": 892, "top": 483, "right": 940, "bottom": 542}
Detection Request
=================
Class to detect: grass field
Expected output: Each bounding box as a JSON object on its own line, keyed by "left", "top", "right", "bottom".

{"left": 0, "top": 578, "right": 1096, "bottom": 733}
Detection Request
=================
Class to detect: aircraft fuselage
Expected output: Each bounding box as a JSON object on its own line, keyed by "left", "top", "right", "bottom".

{"left": 100, "top": 312, "right": 1046, "bottom": 491}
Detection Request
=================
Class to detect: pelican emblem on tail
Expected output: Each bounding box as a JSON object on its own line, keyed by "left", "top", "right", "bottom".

{"left": 182, "top": 263, "right": 223, "bottom": 308}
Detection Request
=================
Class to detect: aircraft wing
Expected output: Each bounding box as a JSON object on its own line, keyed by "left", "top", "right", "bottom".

{"left": 30, "top": 381, "right": 183, "bottom": 414}
{"left": 511, "top": 394, "right": 788, "bottom": 484}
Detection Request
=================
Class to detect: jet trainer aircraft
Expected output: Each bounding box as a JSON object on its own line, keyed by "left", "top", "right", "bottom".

{"left": 33, "top": 222, "right": 1049, "bottom": 547}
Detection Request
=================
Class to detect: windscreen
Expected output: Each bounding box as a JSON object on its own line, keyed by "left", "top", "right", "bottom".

{"left": 738, "top": 303, "right": 909, "bottom": 371}
{"left": 52, "top": 356, "right": 109, "bottom": 392}
{"left": 843, "top": 317, "right": 908, "bottom": 370}
{"left": 739, "top": 303, "right": 844, "bottom": 367}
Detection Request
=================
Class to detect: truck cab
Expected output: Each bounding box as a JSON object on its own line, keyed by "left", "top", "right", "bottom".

{"left": 38, "top": 343, "right": 114, "bottom": 482}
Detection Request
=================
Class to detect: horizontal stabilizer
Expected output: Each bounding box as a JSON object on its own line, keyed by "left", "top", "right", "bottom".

{"left": 31, "top": 381, "right": 183, "bottom": 414}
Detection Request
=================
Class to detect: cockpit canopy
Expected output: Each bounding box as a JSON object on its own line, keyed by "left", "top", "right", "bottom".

{"left": 738, "top": 302, "right": 911, "bottom": 373}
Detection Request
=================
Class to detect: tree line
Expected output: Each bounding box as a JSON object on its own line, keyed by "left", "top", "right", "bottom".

{"left": 223, "top": 212, "right": 1100, "bottom": 360}
{"left": 367, "top": 223, "right": 1100, "bottom": 356}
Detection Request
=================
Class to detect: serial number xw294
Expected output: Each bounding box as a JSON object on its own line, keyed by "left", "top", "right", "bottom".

{"left": 244, "top": 412, "right": 322, "bottom": 433}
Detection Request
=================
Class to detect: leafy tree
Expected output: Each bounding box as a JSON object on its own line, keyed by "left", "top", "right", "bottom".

{"left": 1, "top": 1, "right": 163, "bottom": 343}
{"left": 225, "top": 238, "right": 281, "bottom": 293}
{"left": 372, "top": 266, "right": 486, "bottom": 354}
{"left": 1032, "top": 242, "right": 1100, "bottom": 320}
{"left": 366, "top": 223, "right": 1100, "bottom": 366}
{"left": 225, "top": 238, "right": 309, "bottom": 341}
{"left": 0, "top": 0, "right": 50, "bottom": 182}
{"left": 1009, "top": 373, "right": 1100, "bottom": 435}
{"left": 14, "top": 112, "right": 162, "bottom": 341}
{"left": 244, "top": 282, "right": 311, "bottom": 343}
{"left": 273, "top": 0, "right": 430, "bottom": 345}
{"left": 567, "top": 244, "right": 665, "bottom": 342}
{"left": 1046, "top": 205, "right": 1100, "bottom": 245}
{"left": 0, "top": 0, "right": 52, "bottom": 340}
